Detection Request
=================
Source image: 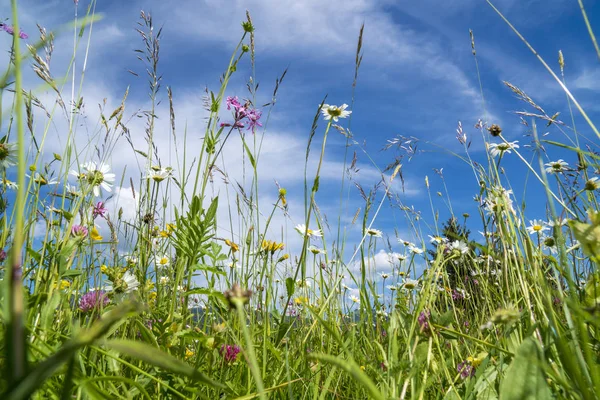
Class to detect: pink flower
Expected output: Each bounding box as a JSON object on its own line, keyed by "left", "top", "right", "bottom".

{"left": 79, "top": 290, "right": 110, "bottom": 313}
{"left": 219, "top": 344, "right": 241, "bottom": 363}
{"left": 92, "top": 201, "right": 108, "bottom": 219}
{"left": 71, "top": 225, "right": 88, "bottom": 238}
{"left": 0, "top": 23, "right": 28, "bottom": 39}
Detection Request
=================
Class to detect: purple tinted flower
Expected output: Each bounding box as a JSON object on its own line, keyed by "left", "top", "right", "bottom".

{"left": 452, "top": 289, "right": 464, "bottom": 301}
{"left": 457, "top": 361, "right": 475, "bottom": 379}
{"left": 0, "top": 249, "right": 6, "bottom": 262}
{"left": 226, "top": 96, "right": 241, "bottom": 111}
{"left": 71, "top": 224, "right": 88, "bottom": 237}
{"left": 92, "top": 201, "right": 108, "bottom": 219}
{"left": 418, "top": 310, "right": 431, "bottom": 334}
{"left": 219, "top": 344, "right": 241, "bottom": 363}
{"left": 79, "top": 290, "right": 110, "bottom": 313}
{"left": 0, "top": 23, "right": 27, "bottom": 39}
{"left": 245, "top": 109, "right": 262, "bottom": 132}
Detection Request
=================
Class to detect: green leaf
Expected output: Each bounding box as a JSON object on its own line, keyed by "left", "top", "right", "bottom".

{"left": 285, "top": 277, "right": 295, "bottom": 297}
{"left": 103, "top": 340, "right": 226, "bottom": 390}
{"left": 499, "top": 337, "right": 552, "bottom": 400}
{"left": 61, "top": 269, "right": 84, "bottom": 278}
{"left": 308, "top": 353, "right": 384, "bottom": 400}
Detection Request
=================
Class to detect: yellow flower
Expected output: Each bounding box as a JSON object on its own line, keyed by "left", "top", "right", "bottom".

{"left": 467, "top": 356, "right": 483, "bottom": 368}
{"left": 185, "top": 348, "right": 194, "bottom": 359}
{"left": 278, "top": 188, "right": 287, "bottom": 206}
{"left": 166, "top": 223, "right": 176, "bottom": 232}
{"left": 148, "top": 292, "right": 157, "bottom": 301}
{"left": 225, "top": 239, "right": 239, "bottom": 253}
{"left": 159, "top": 230, "right": 170, "bottom": 238}
{"left": 360, "top": 365, "right": 366, "bottom": 371}
{"left": 59, "top": 280, "right": 71, "bottom": 290}
{"left": 100, "top": 264, "right": 108, "bottom": 274}
{"left": 90, "top": 227, "right": 103, "bottom": 241}
{"left": 262, "top": 240, "right": 284, "bottom": 254}
{"left": 277, "top": 254, "right": 290, "bottom": 263}
{"left": 294, "top": 296, "right": 309, "bottom": 305}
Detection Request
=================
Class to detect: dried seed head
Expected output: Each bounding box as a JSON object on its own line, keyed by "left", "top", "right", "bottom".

{"left": 487, "top": 124, "right": 502, "bottom": 137}
{"left": 223, "top": 283, "right": 252, "bottom": 309}
{"left": 558, "top": 50, "right": 564, "bottom": 72}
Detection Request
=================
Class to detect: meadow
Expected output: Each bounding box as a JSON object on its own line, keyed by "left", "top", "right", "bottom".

{"left": 0, "top": 1, "right": 599, "bottom": 399}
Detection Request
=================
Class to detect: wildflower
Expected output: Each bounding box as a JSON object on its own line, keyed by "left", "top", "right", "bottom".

{"left": 90, "top": 227, "right": 103, "bottom": 241}
{"left": 349, "top": 295, "right": 360, "bottom": 304}
{"left": 146, "top": 167, "right": 172, "bottom": 182}
{"left": 585, "top": 177, "right": 600, "bottom": 191}
{"left": 262, "top": 240, "right": 284, "bottom": 254}
{"left": 428, "top": 235, "right": 446, "bottom": 245}
{"left": 320, "top": 104, "right": 352, "bottom": 122}
{"left": 452, "top": 289, "right": 465, "bottom": 301}
{"left": 417, "top": 310, "right": 431, "bottom": 333}
{"left": 450, "top": 240, "right": 469, "bottom": 254}
{"left": 342, "top": 284, "right": 350, "bottom": 291}
{"left": 79, "top": 290, "right": 110, "bottom": 313}
{"left": 295, "top": 223, "right": 322, "bottom": 237}
{"left": 71, "top": 225, "right": 88, "bottom": 238}
{"left": 380, "top": 272, "right": 389, "bottom": 279}
{"left": 122, "top": 271, "right": 140, "bottom": 292}
{"left": 1, "top": 178, "right": 17, "bottom": 190}
{"left": 484, "top": 187, "right": 515, "bottom": 215}
{"left": 403, "top": 279, "right": 419, "bottom": 290}
{"left": 487, "top": 124, "right": 502, "bottom": 137}
{"left": 526, "top": 219, "right": 549, "bottom": 235}
{"left": 29, "top": 173, "right": 59, "bottom": 186}
{"left": 245, "top": 108, "right": 263, "bottom": 132}
{"left": 185, "top": 348, "right": 195, "bottom": 359}
{"left": 457, "top": 360, "right": 475, "bottom": 379}
{"left": 59, "top": 280, "right": 71, "bottom": 290}
{"left": 296, "top": 279, "right": 311, "bottom": 288}
{"left": 226, "top": 96, "right": 241, "bottom": 110}
{"left": 488, "top": 141, "right": 519, "bottom": 157}
{"left": 387, "top": 285, "right": 397, "bottom": 291}
{"left": 0, "top": 142, "right": 17, "bottom": 169}
{"left": 220, "top": 344, "right": 241, "bottom": 363}
{"left": 542, "top": 236, "right": 558, "bottom": 254}
{"left": 366, "top": 228, "right": 383, "bottom": 238}
{"left": 70, "top": 162, "right": 115, "bottom": 197}
{"left": 408, "top": 245, "right": 423, "bottom": 255}
{"left": 155, "top": 254, "right": 170, "bottom": 269}
{"left": 92, "top": 201, "right": 108, "bottom": 219}
{"left": 0, "top": 23, "right": 28, "bottom": 39}
{"left": 544, "top": 159, "right": 568, "bottom": 174}
{"left": 397, "top": 254, "right": 407, "bottom": 261}
{"left": 224, "top": 239, "right": 239, "bottom": 253}
{"left": 223, "top": 283, "right": 252, "bottom": 309}
{"left": 294, "top": 296, "right": 308, "bottom": 305}
{"left": 308, "top": 245, "right": 325, "bottom": 255}
{"left": 397, "top": 238, "right": 412, "bottom": 246}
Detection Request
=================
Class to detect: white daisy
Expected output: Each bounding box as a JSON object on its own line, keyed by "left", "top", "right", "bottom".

{"left": 320, "top": 104, "right": 352, "bottom": 122}
{"left": 488, "top": 141, "right": 519, "bottom": 157}
{"left": 450, "top": 240, "right": 469, "bottom": 254}
{"left": 526, "top": 219, "right": 549, "bottom": 235}
{"left": 585, "top": 177, "right": 600, "bottom": 191}
{"left": 71, "top": 162, "right": 115, "bottom": 197}
{"left": 428, "top": 235, "right": 446, "bottom": 245}
{"left": 308, "top": 245, "right": 326, "bottom": 255}
{"left": 295, "top": 224, "right": 323, "bottom": 237}
{"left": 380, "top": 272, "right": 390, "bottom": 279}
{"left": 1, "top": 178, "right": 17, "bottom": 190}
{"left": 408, "top": 245, "right": 423, "bottom": 255}
{"left": 146, "top": 167, "right": 173, "bottom": 183}
{"left": 155, "top": 254, "right": 170, "bottom": 269}
{"left": 366, "top": 228, "right": 383, "bottom": 238}
{"left": 397, "top": 254, "right": 407, "bottom": 261}
{"left": 122, "top": 271, "right": 139, "bottom": 292}
{"left": 544, "top": 159, "right": 568, "bottom": 174}
{"left": 349, "top": 295, "right": 360, "bottom": 304}
{"left": 403, "top": 278, "right": 419, "bottom": 290}
{"left": 387, "top": 285, "right": 397, "bottom": 291}
{"left": 0, "top": 142, "right": 17, "bottom": 169}
{"left": 398, "top": 238, "right": 413, "bottom": 246}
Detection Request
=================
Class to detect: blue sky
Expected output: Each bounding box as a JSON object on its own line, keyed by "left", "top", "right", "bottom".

{"left": 1, "top": 0, "right": 600, "bottom": 279}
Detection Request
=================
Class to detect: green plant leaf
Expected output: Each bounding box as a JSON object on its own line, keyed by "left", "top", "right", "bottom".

{"left": 104, "top": 339, "right": 226, "bottom": 390}
{"left": 499, "top": 337, "right": 552, "bottom": 400}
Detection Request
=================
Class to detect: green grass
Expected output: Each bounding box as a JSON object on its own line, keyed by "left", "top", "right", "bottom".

{"left": 0, "top": 1, "right": 599, "bottom": 399}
